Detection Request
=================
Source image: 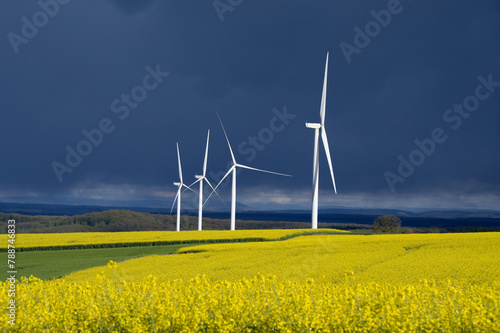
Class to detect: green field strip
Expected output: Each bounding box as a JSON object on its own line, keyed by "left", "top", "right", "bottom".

{"left": 3, "top": 244, "right": 186, "bottom": 281}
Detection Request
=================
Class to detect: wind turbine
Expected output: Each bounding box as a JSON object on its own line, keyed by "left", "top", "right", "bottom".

{"left": 170, "top": 143, "right": 195, "bottom": 232}
{"left": 206, "top": 113, "right": 292, "bottom": 231}
{"left": 305, "top": 52, "right": 337, "bottom": 229}
{"left": 188, "top": 130, "right": 224, "bottom": 231}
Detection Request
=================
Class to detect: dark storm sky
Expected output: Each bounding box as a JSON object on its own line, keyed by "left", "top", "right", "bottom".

{"left": 1, "top": 0, "right": 499, "bottom": 210}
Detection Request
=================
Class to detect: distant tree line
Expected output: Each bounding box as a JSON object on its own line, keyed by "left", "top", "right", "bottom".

{"left": 0, "top": 210, "right": 333, "bottom": 233}
{"left": 1, "top": 211, "right": 499, "bottom": 234}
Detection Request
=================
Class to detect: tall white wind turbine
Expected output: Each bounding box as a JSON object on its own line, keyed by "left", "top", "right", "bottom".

{"left": 305, "top": 52, "right": 337, "bottom": 229}
{"left": 188, "top": 130, "right": 224, "bottom": 231}
{"left": 206, "top": 113, "right": 292, "bottom": 231}
{"left": 170, "top": 143, "right": 194, "bottom": 232}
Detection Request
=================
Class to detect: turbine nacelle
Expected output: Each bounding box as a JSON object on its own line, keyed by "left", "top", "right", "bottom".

{"left": 305, "top": 123, "right": 322, "bottom": 129}
{"left": 173, "top": 182, "right": 181, "bottom": 186}
{"left": 195, "top": 175, "right": 203, "bottom": 179}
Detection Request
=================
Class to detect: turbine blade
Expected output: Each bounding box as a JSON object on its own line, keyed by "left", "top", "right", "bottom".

{"left": 216, "top": 112, "right": 236, "bottom": 164}
{"left": 182, "top": 183, "right": 196, "bottom": 194}
{"left": 204, "top": 166, "right": 234, "bottom": 206}
{"left": 203, "top": 130, "right": 210, "bottom": 176}
{"left": 320, "top": 52, "right": 329, "bottom": 125}
{"left": 204, "top": 177, "right": 225, "bottom": 204}
{"left": 237, "top": 164, "right": 292, "bottom": 177}
{"left": 176, "top": 143, "right": 183, "bottom": 183}
{"left": 187, "top": 178, "right": 202, "bottom": 190}
{"left": 182, "top": 179, "right": 200, "bottom": 194}
{"left": 170, "top": 187, "right": 181, "bottom": 213}
{"left": 321, "top": 128, "right": 337, "bottom": 194}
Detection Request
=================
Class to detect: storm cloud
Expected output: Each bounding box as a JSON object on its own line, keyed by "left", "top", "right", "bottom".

{"left": 0, "top": 0, "right": 499, "bottom": 210}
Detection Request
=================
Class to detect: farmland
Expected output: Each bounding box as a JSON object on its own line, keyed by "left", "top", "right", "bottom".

{"left": 2, "top": 231, "right": 499, "bottom": 332}
{"left": 1, "top": 229, "right": 346, "bottom": 281}
{"left": 64, "top": 232, "right": 500, "bottom": 284}
{"left": 3, "top": 245, "right": 185, "bottom": 281}
{"left": 0, "top": 228, "right": 347, "bottom": 251}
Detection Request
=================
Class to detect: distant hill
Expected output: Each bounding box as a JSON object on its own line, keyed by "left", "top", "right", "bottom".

{"left": 0, "top": 202, "right": 170, "bottom": 216}
{"left": 0, "top": 202, "right": 499, "bottom": 233}
{"left": 0, "top": 201, "right": 252, "bottom": 216}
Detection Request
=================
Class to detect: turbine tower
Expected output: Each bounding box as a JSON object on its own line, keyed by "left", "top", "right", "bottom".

{"left": 207, "top": 113, "right": 291, "bottom": 231}
{"left": 188, "top": 130, "right": 224, "bottom": 231}
{"left": 170, "top": 143, "right": 194, "bottom": 232}
{"left": 305, "top": 52, "right": 337, "bottom": 229}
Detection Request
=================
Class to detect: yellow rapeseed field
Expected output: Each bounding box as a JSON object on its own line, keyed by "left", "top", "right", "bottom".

{"left": 65, "top": 232, "right": 500, "bottom": 284}
{"left": 2, "top": 275, "right": 499, "bottom": 332}
{"left": 0, "top": 229, "right": 346, "bottom": 249}
{"left": 2, "top": 232, "right": 499, "bottom": 332}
